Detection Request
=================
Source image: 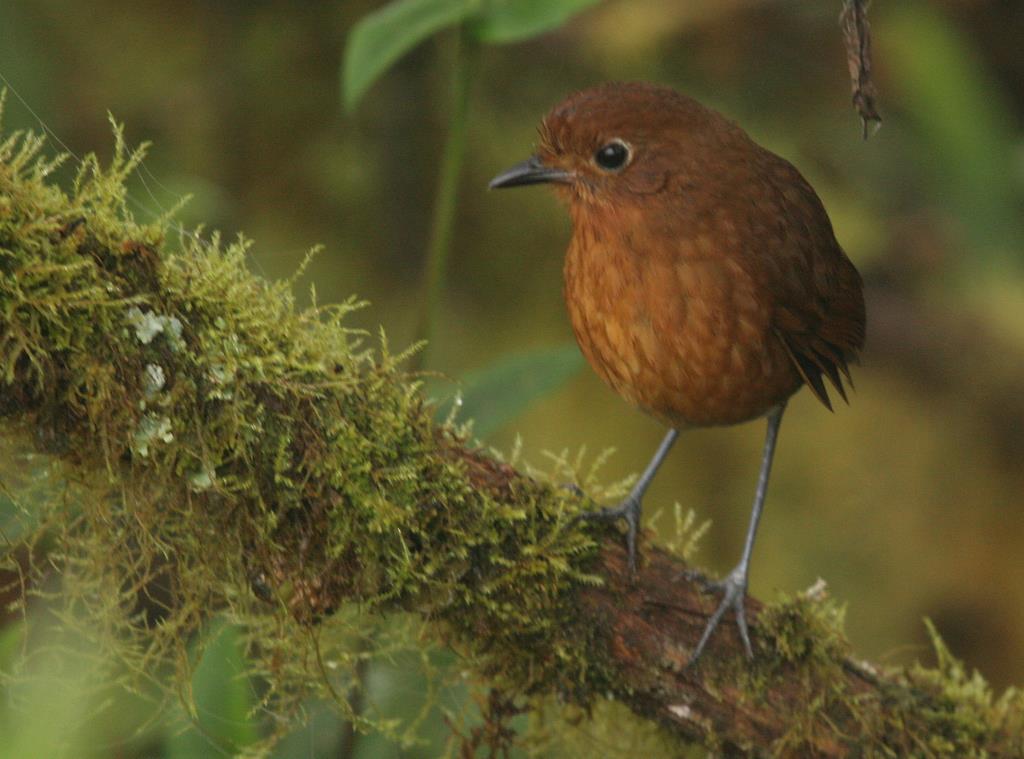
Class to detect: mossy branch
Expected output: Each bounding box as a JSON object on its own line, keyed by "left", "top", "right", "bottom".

{"left": 1, "top": 120, "right": 1022, "bottom": 757}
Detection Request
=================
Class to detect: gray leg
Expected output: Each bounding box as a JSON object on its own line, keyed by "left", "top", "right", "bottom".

{"left": 688, "top": 403, "right": 786, "bottom": 666}
{"left": 577, "top": 428, "right": 679, "bottom": 573}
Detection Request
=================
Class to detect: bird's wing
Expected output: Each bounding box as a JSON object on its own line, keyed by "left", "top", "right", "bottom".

{"left": 772, "top": 295, "right": 861, "bottom": 411}
{"left": 757, "top": 160, "right": 866, "bottom": 411}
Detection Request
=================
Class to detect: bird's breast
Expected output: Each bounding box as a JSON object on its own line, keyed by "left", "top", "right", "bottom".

{"left": 562, "top": 217, "right": 801, "bottom": 427}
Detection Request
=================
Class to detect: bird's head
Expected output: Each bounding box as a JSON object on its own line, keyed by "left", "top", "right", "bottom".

{"left": 490, "top": 81, "right": 743, "bottom": 209}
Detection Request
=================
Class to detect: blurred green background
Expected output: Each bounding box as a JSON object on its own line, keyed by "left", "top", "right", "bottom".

{"left": 2, "top": 0, "right": 1024, "bottom": 756}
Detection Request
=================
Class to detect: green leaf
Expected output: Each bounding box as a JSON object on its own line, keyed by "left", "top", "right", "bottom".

{"left": 457, "top": 342, "right": 585, "bottom": 439}
{"left": 470, "top": 0, "right": 604, "bottom": 44}
{"left": 343, "top": 0, "right": 474, "bottom": 112}
{"left": 166, "top": 621, "right": 258, "bottom": 757}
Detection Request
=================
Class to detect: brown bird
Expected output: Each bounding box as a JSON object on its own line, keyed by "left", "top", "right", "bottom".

{"left": 489, "top": 82, "right": 865, "bottom": 664}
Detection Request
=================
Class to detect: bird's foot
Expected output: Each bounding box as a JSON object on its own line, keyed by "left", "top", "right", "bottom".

{"left": 574, "top": 495, "right": 642, "bottom": 574}
{"left": 682, "top": 565, "right": 753, "bottom": 667}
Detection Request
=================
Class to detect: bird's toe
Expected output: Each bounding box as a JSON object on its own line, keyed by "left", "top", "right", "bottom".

{"left": 575, "top": 495, "right": 643, "bottom": 574}
{"left": 686, "top": 567, "right": 752, "bottom": 666}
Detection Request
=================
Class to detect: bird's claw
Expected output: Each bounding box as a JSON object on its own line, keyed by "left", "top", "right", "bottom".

{"left": 574, "top": 496, "right": 642, "bottom": 574}
{"left": 678, "top": 567, "right": 717, "bottom": 594}
{"left": 684, "top": 566, "right": 752, "bottom": 667}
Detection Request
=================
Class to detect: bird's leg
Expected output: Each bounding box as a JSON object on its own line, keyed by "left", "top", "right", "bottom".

{"left": 687, "top": 403, "right": 786, "bottom": 666}
{"left": 576, "top": 428, "right": 679, "bottom": 573}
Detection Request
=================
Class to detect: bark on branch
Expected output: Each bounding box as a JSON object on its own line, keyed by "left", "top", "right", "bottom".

{"left": 452, "top": 444, "right": 1020, "bottom": 756}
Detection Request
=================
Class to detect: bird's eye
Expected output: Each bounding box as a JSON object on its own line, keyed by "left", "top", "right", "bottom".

{"left": 594, "top": 140, "right": 631, "bottom": 172}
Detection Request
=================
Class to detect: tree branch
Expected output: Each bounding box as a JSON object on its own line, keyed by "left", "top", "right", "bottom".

{"left": 1, "top": 122, "right": 1021, "bottom": 757}
{"left": 452, "top": 444, "right": 1021, "bottom": 756}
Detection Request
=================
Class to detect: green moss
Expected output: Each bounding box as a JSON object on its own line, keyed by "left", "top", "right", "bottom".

{"left": 707, "top": 588, "right": 1024, "bottom": 756}
{"left": 0, "top": 109, "right": 612, "bottom": 752}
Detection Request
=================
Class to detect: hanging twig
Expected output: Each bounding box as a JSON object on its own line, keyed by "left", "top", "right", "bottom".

{"left": 841, "top": 0, "right": 882, "bottom": 138}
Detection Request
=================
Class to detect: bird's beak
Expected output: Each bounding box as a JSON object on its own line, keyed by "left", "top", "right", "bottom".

{"left": 488, "top": 155, "right": 572, "bottom": 189}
